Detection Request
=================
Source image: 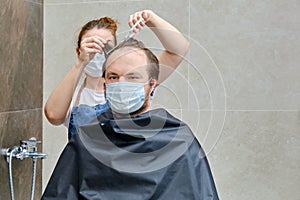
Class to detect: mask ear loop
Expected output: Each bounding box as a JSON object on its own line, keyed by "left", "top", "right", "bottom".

{"left": 150, "top": 88, "right": 155, "bottom": 97}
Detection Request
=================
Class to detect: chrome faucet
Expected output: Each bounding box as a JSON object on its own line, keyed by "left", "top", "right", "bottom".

{"left": 1, "top": 137, "right": 47, "bottom": 200}
{"left": 19, "top": 137, "right": 47, "bottom": 159}
{"left": 2, "top": 137, "right": 47, "bottom": 161}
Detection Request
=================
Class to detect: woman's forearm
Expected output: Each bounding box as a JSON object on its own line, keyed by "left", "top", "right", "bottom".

{"left": 146, "top": 10, "right": 189, "bottom": 58}
{"left": 145, "top": 10, "right": 190, "bottom": 83}
{"left": 44, "top": 61, "right": 85, "bottom": 125}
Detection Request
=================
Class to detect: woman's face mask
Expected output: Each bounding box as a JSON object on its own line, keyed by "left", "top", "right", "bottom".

{"left": 84, "top": 53, "right": 106, "bottom": 77}
{"left": 105, "top": 81, "right": 147, "bottom": 114}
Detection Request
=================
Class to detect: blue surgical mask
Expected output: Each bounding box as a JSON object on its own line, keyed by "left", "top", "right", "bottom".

{"left": 84, "top": 53, "right": 106, "bottom": 77}
{"left": 105, "top": 82, "right": 145, "bottom": 114}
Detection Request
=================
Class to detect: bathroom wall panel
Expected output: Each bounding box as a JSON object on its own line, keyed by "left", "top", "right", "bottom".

{"left": 190, "top": 0, "right": 300, "bottom": 199}
{"left": 0, "top": 0, "right": 43, "bottom": 199}
{"left": 189, "top": 0, "right": 300, "bottom": 110}
{"left": 208, "top": 111, "right": 300, "bottom": 200}
{"left": 0, "top": 110, "right": 42, "bottom": 200}
{"left": 0, "top": 0, "right": 43, "bottom": 113}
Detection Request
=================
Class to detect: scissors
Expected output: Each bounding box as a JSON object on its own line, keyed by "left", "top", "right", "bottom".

{"left": 103, "top": 18, "right": 145, "bottom": 57}
{"left": 124, "top": 18, "right": 145, "bottom": 41}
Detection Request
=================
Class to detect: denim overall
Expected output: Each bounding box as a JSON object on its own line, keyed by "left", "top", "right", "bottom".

{"left": 68, "top": 103, "right": 109, "bottom": 140}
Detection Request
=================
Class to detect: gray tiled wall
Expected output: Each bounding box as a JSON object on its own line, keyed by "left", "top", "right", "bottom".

{"left": 43, "top": 1, "right": 300, "bottom": 199}
{"left": 0, "top": 0, "right": 43, "bottom": 199}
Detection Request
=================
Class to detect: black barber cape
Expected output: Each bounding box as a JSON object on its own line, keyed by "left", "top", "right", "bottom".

{"left": 42, "top": 108, "right": 219, "bottom": 200}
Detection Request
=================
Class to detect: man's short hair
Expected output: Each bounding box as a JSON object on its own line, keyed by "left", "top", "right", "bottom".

{"left": 102, "top": 38, "right": 159, "bottom": 80}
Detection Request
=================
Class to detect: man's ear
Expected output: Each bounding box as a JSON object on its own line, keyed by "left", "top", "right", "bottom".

{"left": 150, "top": 78, "right": 157, "bottom": 88}
{"left": 149, "top": 79, "right": 157, "bottom": 97}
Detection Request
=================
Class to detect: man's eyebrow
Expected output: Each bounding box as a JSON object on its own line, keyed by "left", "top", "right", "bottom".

{"left": 125, "top": 71, "right": 143, "bottom": 76}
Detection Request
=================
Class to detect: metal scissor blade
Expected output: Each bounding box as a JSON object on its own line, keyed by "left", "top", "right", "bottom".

{"left": 124, "top": 18, "right": 145, "bottom": 41}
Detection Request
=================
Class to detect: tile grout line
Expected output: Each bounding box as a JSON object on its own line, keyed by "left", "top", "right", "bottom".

{"left": 0, "top": 108, "right": 42, "bottom": 115}
{"left": 44, "top": 0, "right": 145, "bottom": 6}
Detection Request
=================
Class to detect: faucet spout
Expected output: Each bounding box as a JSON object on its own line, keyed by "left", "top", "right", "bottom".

{"left": 24, "top": 152, "right": 47, "bottom": 159}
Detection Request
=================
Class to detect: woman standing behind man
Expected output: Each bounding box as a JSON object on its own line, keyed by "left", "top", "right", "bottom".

{"left": 44, "top": 10, "right": 189, "bottom": 139}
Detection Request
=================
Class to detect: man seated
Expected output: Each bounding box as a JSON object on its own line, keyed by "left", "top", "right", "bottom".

{"left": 42, "top": 39, "right": 219, "bottom": 200}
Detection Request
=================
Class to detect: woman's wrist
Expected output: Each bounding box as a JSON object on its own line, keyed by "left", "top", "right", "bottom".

{"left": 74, "top": 59, "right": 87, "bottom": 71}
{"left": 144, "top": 10, "right": 156, "bottom": 27}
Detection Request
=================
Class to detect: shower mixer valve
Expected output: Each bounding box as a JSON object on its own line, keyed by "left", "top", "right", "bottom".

{"left": 1, "top": 137, "right": 47, "bottom": 200}
{"left": 21, "top": 138, "right": 40, "bottom": 153}
{"left": 1, "top": 137, "right": 47, "bottom": 161}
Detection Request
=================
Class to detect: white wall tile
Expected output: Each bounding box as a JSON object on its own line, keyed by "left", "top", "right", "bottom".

{"left": 209, "top": 111, "right": 300, "bottom": 200}
{"left": 190, "top": 0, "right": 300, "bottom": 110}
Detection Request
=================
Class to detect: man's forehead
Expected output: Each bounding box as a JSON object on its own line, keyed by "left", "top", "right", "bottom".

{"left": 105, "top": 47, "right": 148, "bottom": 73}
{"left": 106, "top": 65, "right": 148, "bottom": 75}
{"left": 106, "top": 47, "right": 146, "bottom": 64}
